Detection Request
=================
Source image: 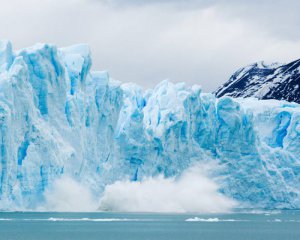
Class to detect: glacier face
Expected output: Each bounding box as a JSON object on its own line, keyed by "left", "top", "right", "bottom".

{"left": 0, "top": 41, "right": 300, "bottom": 210}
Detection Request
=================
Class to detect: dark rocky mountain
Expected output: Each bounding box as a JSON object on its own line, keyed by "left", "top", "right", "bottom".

{"left": 215, "top": 59, "right": 300, "bottom": 104}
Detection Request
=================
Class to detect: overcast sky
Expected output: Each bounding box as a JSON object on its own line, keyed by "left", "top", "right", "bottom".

{"left": 0, "top": 0, "right": 300, "bottom": 91}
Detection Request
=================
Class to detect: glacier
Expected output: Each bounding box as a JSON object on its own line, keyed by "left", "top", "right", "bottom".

{"left": 0, "top": 40, "right": 300, "bottom": 210}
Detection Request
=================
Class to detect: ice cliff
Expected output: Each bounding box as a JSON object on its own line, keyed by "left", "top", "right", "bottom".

{"left": 0, "top": 41, "right": 300, "bottom": 210}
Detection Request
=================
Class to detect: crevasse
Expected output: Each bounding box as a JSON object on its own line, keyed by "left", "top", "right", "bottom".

{"left": 0, "top": 41, "right": 300, "bottom": 210}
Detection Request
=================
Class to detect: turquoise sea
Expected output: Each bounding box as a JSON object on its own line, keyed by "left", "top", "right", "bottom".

{"left": 0, "top": 211, "right": 300, "bottom": 240}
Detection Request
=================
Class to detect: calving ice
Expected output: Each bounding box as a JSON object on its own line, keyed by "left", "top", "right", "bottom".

{"left": 0, "top": 40, "right": 300, "bottom": 211}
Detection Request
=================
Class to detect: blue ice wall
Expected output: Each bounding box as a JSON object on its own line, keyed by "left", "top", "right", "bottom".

{"left": 0, "top": 41, "right": 300, "bottom": 210}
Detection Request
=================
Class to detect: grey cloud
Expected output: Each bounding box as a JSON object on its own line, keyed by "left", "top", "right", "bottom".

{"left": 0, "top": 0, "right": 299, "bottom": 92}
{"left": 100, "top": 0, "right": 300, "bottom": 40}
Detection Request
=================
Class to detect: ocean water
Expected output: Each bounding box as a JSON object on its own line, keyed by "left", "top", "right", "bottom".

{"left": 0, "top": 211, "right": 300, "bottom": 240}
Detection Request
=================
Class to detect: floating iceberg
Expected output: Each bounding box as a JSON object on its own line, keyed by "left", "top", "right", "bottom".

{"left": 0, "top": 41, "right": 299, "bottom": 210}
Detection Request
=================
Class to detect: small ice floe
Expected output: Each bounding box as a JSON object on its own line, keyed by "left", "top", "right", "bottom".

{"left": 185, "top": 217, "right": 220, "bottom": 222}
{"left": 185, "top": 217, "right": 237, "bottom": 222}
{"left": 245, "top": 210, "right": 281, "bottom": 215}
{"left": 267, "top": 219, "right": 282, "bottom": 222}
